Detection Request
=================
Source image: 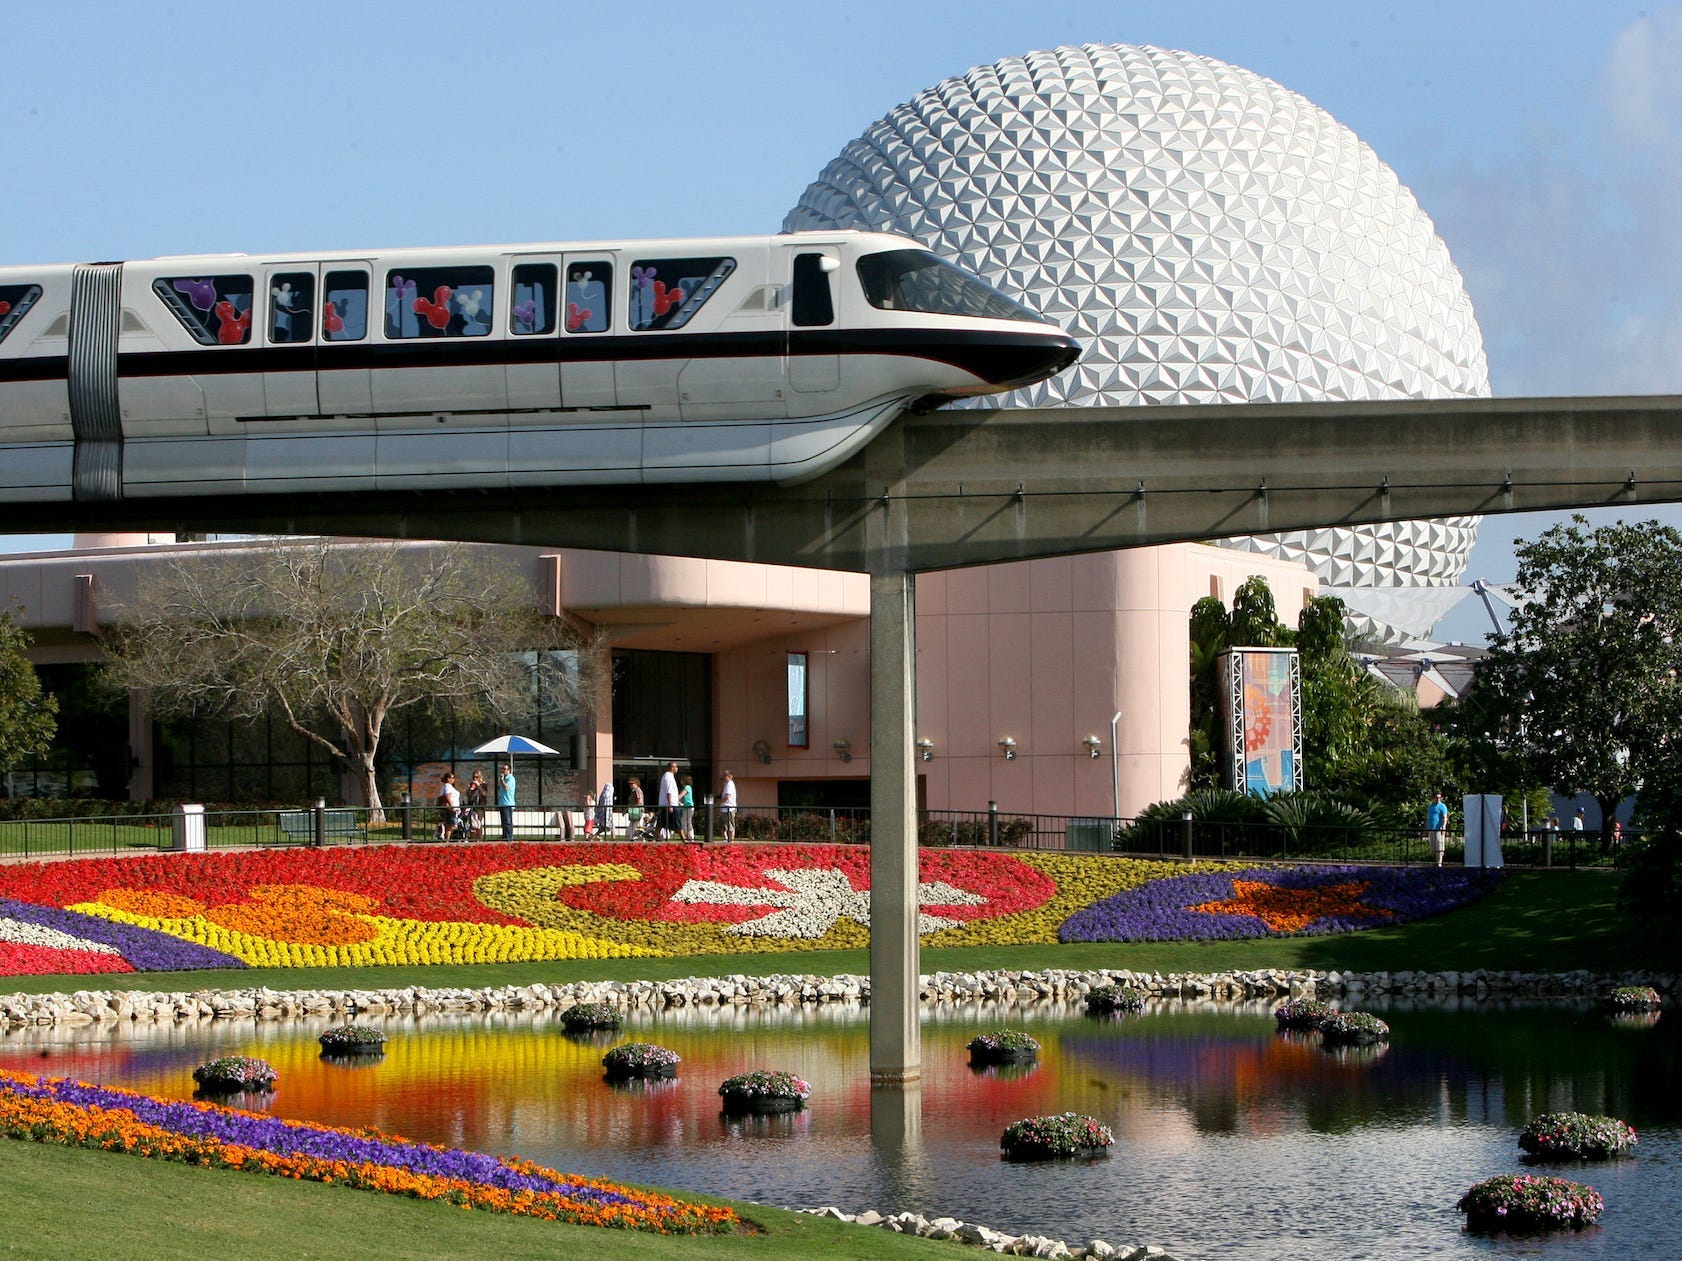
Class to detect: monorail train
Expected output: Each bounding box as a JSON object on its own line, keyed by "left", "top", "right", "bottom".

{"left": 0, "top": 231, "right": 1079, "bottom": 502}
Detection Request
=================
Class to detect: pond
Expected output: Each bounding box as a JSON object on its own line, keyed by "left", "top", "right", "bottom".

{"left": 2, "top": 995, "right": 1676, "bottom": 1260}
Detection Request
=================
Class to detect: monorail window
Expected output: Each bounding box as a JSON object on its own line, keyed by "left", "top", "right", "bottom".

{"left": 511, "top": 263, "right": 557, "bottom": 335}
{"left": 0, "top": 284, "right": 42, "bottom": 344}
{"left": 268, "top": 272, "right": 315, "bottom": 344}
{"left": 856, "top": 249, "right": 1042, "bottom": 323}
{"left": 564, "top": 263, "right": 611, "bottom": 333}
{"left": 384, "top": 266, "right": 495, "bottom": 339}
{"left": 152, "top": 274, "right": 255, "bottom": 346}
{"left": 792, "top": 253, "right": 835, "bottom": 327}
{"left": 323, "top": 271, "right": 368, "bottom": 341}
{"left": 628, "top": 257, "right": 735, "bottom": 332}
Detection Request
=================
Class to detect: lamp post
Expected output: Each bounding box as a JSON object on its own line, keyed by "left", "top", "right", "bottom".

{"left": 1109, "top": 711, "right": 1122, "bottom": 823}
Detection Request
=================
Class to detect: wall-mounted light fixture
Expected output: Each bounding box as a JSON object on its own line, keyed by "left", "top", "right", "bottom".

{"left": 751, "top": 739, "right": 772, "bottom": 765}
{"left": 998, "top": 736, "right": 1017, "bottom": 760}
{"left": 1083, "top": 735, "right": 1102, "bottom": 759}
{"left": 915, "top": 737, "right": 934, "bottom": 762}
{"left": 833, "top": 738, "right": 852, "bottom": 763}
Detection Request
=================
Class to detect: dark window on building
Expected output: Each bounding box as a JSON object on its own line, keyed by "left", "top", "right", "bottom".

{"left": 791, "top": 253, "right": 834, "bottom": 327}
{"left": 269, "top": 272, "right": 315, "bottom": 344}
{"left": 612, "top": 649, "right": 713, "bottom": 767}
{"left": 323, "top": 270, "right": 368, "bottom": 341}
{"left": 385, "top": 266, "right": 495, "bottom": 338}
{"left": 153, "top": 274, "right": 255, "bottom": 345}
{"left": 511, "top": 263, "right": 558, "bottom": 335}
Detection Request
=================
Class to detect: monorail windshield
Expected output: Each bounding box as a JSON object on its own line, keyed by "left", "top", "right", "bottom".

{"left": 856, "top": 249, "right": 1041, "bottom": 323}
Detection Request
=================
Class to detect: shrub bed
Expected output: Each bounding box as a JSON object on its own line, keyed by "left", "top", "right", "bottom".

{"left": 1084, "top": 983, "right": 1144, "bottom": 1015}
{"left": 191, "top": 1055, "right": 277, "bottom": 1093}
{"left": 1272, "top": 998, "right": 1335, "bottom": 1030}
{"left": 316, "top": 1024, "right": 386, "bottom": 1055}
{"left": 717, "top": 1070, "right": 810, "bottom": 1114}
{"left": 967, "top": 1030, "right": 1041, "bottom": 1066}
{"left": 1000, "top": 1113, "right": 1114, "bottom": 1161}
{"left": 1518, "top": 1112, "right": 1637, "bottom": 1161}
{"left": 1318, "top": 1011, "right": 1390, "bottom": 1046}
{"left": 602, "top": 1043, "right": 681, "bottom": 1080}
{"left": 1603, "top": 985, "right": 1662, "bottom": 1011}
{"left": 1457, "top": 1174, "right": 1603, "bottom": 1232}
{"left": 558, "top": 1001, "right": 621, "bottom": 1032}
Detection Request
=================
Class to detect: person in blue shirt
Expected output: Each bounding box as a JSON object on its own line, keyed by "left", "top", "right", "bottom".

{"left": 497, "top": 763, "right": 516, "bottom": 840}
{"left": 1426, "top": 792, "right": 1449, "bottom": 868}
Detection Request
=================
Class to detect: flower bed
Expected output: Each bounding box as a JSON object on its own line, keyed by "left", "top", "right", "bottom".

{"left": 191, "top": 1055, "right": 277, "bottom": 1093}
{"left": 1084, "top": 984, "right": 1144, "bottom": 1015}
{"left": 1518, "top": 1112, "right": 1638, "bottom": 1161}
{"left": 559, "top": 1002, "right": 621, "bottom": 1032}
{"left": 1318, "top": 1011, "right": 1389, "bottom": 1046}
{"left": 1457, "top": 1174, "right": 1603, "bottom": 1232}
{"left": 1272, "top": 999, "right": 1335, "bottom": 1030}
{"left": 967, "top": 1029, "right": 1041, "bottom": 1065}
{"left": 317, "top": 1024, "right": 387, "bottom": 1055}
{"left": 602, "top": 1043, "right": 681, "bottom": 1080}
{"left": 0, "top": 1069, "right": 735, "bottom": 1233}
{"left": 718, "top": 1070, "right": 809, "bottom": 1114}
{"left": 1603, "top": 985, "right": 1662, "bottom": 1011}
{"left": 1000, "top": 1113, "right": 1114, "bottom": 1162}
{"left": 0, "top": 843, "right": 1505, "bottom": 975}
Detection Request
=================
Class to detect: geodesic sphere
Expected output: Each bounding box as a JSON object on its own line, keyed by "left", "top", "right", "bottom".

{"left": 785, "top": 43, "right": 1490, "bottom": 598}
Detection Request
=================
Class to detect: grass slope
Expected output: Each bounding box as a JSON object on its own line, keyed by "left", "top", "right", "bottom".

{"left": 0, "top": 869, "right": 1644, "bottom": 996}
{"left": 0, "top": 1138, "right": 958, "bottom": 1261}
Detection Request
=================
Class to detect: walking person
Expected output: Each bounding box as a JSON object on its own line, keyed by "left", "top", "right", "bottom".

{"left": 497, "top": 762, "right": 516, "bottom": 840}
{"left": 464, "top": 770, "right": 488, "bottom": 840}
{"left": 1426, "top": 791, "right": 1449, "bottom": 868}
{"left": 625, "top": 776, "right": 645, "bottom": 838}
{"left": 679, "top": 775, "right": 695, "bottom": 843}
{"left": 718, "top": 769, "right": 737, "bottom": 843}
{"left": 596, "top": 779, "right": 614, "bottom": 836}
{"left": 582, "top": 789, "right": 596, "bottom": 837}
{"left": 435, "top": 771, "right": 461, "bottom": 842}
{"left": 657, "top": 761, "right": 679, "bottom": 839}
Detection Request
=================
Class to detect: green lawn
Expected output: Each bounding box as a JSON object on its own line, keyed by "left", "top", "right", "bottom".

{"left": 0, "top": 1138, "right": 960, "bottom": 1261}
{"left": 0, "top": 868, "right": 1647, "bottom": 996}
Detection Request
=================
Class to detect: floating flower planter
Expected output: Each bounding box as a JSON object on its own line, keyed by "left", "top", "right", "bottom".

{"left": 1457, "top": 1174, "right": 1603, "bottom": 1232}
{"left": 1602, "top": 985, "right": 1662, "bottom": 1012}
{"left": 1084, "top": 984, "right": 1144, "bottom": 1015}
{"left": 967, "top": 1030, "right": 1040, "bottom": 1067}
{"left": 317, "top": 1024, "right": 387, "bottom": 1056}
{"left": 191, "top": 1055, "right": 276, "bottom": 1094}
{"left": 602, "top": 1043, "right": 681, "bottom": 1081}
{"left": 1272, "top": 999, "right": 1334, "bottom": 1031}
{"left": 1318, "top": 1011, "right": 1390, "bottom": 1046}
{"left": 1000, "top": 1113, "right": 1114, "bottom": 1162}
{"left": 559, "top": 1001, "right": 622, "bottom": 1033}
{"left": 1519, "top": 1112, "right": 1638, "bottom": 1161}
{"left": 717, "top": 1070, "right": 809, "bottom": 1114}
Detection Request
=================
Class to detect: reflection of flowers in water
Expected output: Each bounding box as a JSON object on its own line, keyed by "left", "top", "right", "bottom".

{"left": 1319, "top": 1041, "right": 1389, "bottom": 1067}
{"left": 968, "top": 1060, "right": 1039, "bottom": 1082}
{"left": 1607, "top": 1010, "right": 1661, "bottom": 1030}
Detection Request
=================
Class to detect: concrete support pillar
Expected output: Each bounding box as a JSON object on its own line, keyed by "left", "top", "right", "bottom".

{"left": 868, "top": 569, "right": 920, "bottom": 1084}
{"left": 585, "top": 636, "right": 614, "bottom": 796}
{"left": 127, "top": 689, "right": 153, "bottom": 802}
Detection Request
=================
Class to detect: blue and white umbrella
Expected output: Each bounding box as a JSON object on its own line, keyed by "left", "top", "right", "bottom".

{"left": 470, "top": 735, "right": 562, "bottom": 757}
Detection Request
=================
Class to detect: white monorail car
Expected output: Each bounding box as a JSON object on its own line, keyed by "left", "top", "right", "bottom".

{"left": 0, "top": 232, "right": 1078, "bottom": 502}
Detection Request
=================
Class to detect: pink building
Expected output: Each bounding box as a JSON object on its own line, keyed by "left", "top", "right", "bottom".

{"left": 1, "top": 537, "right": 1313, "bottom": 818}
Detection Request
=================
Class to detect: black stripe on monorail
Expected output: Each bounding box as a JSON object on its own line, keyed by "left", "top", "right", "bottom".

{"left": 0, "top": 327, "right": 1077, "bottom": 390}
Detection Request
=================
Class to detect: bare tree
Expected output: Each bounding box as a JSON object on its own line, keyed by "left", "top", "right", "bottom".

{"left": 101, "top": 539, "right": 604, "bottom": 817}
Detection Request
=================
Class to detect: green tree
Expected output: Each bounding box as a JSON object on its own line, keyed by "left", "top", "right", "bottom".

{"left": 1457, "top": 515, "right": 1682, "bottom": 851}
{"left": 0, "top": 609, "right": 58, "bottom": 775}
{"left": 101, "top": 540, "right": 605, "bottom": 817}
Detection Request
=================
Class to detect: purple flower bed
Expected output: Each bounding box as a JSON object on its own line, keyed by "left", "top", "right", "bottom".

{"left": 9, "top": 1074, "right": 649, "bottom": 1211}
{"left": 0, "top": 897, "right": 245, "bottom": 971}
{"left": 1058, "top": 865, "right": 1501, "bottom": 943}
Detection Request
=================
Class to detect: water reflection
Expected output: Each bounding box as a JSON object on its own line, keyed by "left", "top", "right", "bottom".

{"left": 0, "top": 997, "right": 1676, "bottom": 1260}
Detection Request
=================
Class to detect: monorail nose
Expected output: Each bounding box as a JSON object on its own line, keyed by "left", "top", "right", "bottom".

{"left": 978, "top": 331, "right": 1083, "bottom": 390}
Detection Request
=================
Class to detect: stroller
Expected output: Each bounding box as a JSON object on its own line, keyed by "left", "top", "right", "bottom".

{"left": 628, "top": 811, "right": 660, "bottom": 842}
{"left": 449, "top": 806, "right": 482, "bottom": 842}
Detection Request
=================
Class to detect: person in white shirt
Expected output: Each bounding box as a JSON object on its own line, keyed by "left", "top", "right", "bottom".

{"left": 718, "top": 770, "right": 737, "bottom": 843}
{"left": 657, "top": 762, "right": 679, "bottom": 839}
{"left": 436, "top": 772, "right": 461, "bottom": 841}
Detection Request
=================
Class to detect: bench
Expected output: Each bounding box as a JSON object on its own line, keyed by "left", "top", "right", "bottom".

{"left": 276, "top": 809, "right": 363, "bottom": 845}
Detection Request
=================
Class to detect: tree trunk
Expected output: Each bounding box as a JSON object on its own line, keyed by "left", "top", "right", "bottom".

{"left": 1596, "top": 795, "right": 1620, "bottom": 855}
{"left": 362, "top": 754, "right": 384, "bottom": 825}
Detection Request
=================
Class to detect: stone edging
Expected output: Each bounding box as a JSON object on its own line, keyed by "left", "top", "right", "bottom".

{"left": 2, "top": 965, "right": 1671, "bottom": 1028}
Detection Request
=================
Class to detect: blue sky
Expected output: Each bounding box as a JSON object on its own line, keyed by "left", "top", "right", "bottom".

{"left": 7, "top": 1, "right": 1681, "bottom": 638}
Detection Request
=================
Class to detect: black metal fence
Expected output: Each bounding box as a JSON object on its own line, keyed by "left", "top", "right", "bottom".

{"left": 0, "top": 799, "right": 1624, "bottom": 868}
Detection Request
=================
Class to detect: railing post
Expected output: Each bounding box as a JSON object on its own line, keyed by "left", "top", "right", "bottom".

{"left": 705, "top": 794, "right": 715, "bottom": 844}
{"left": 401, "top": 792, "right": 412, "bottom": 842}
{"left": 988, "top": 801, "right": 999, "bottom": 848}
{"left": 312, "top": 797, "right": 326, "bottom": 848}
{"left": 1182, "top": 811, "right": 1194, "bottom": 862}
